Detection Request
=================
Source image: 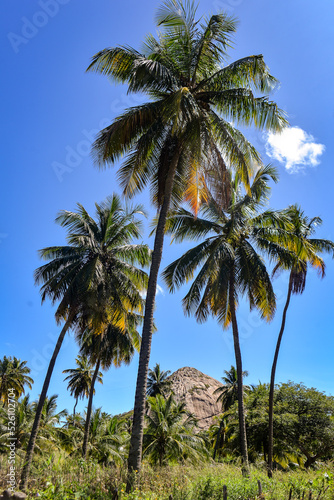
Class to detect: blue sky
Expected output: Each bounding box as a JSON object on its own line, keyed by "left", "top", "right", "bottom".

{"left": 1, "top": 0, "right": 334, "bottom": 416}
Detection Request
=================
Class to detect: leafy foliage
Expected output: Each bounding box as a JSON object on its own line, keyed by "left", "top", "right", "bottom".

{"left": 143, "top": 394, "right": 207, "bottom": 465}
{"left": 0, "top": 356, "right": 33, "bottom": 404}
{"left": 87, "top": 1, "right": 287, "bottom": 210}
{"left": 146, "top": 363, "right": 172, "bottom": 397}
{"left": 63, "top": 355, "right": 103, "bottom": 415}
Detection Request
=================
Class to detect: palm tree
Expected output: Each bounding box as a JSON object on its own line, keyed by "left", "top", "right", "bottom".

{"left": 35, "top": 394, "right": 68, "bottom": 451}
{"left": 87, "top": 0, "right": 287, "bottom": 476}
{"left": 0, "top": 395, "right": 34, "bottom": 453}
{"left": 163, "top": 166, "right": 290, "bottom": 474}
{"left": 147, "top": 363, "right": 172, "bottom": 397}
{"left": 213, "top": 365, "right": 249, "bottom": 460}
{"left": 63, "top": 355, "right": 102, "bottom": 417}
{"left": 267, "top": 206, "right": 334, "bottom": 477}
{"left": 210, "top": 415, "right": 229, "bottom": 460}
{"left": 78, "top": 311, "right": 142, "bottom": 459}
{"left": 20, "top": 194, "right": 150, "bottom": 490}
{"left": 0, "top": 356, "right": 33, "bottom": 405}
{"left": 81, "top": 409, "right": 129, "bottom": 465}
{"left": 214, "top": 365, "right": 249, "bottom": 410}
{"left": 143, "top": 393, "right": 206, "bottom": 466}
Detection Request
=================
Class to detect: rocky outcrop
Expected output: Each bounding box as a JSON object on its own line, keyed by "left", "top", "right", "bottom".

{"left": 167, "top": 367, "right": 223, "bottom": 430}
{"left": 0, "top": 490, "right": 27, "bottom": 499}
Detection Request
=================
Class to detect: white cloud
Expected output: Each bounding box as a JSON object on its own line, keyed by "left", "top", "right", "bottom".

{"left": 140, "top": 283, "right": 165, "bottom": 299}
{"left": 265, "top": 126, "right": 325, "bottom": 173}
{"left": 156, "top": 284, "right": 165, "bottom": 296}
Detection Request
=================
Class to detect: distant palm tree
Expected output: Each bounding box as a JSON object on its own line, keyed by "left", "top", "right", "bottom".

{"left": 20, "top": 194, "right": 150, "bottom": 490}
{"left": 147, "top": 363, "right": 172, "bottom": 398}
{"left": 34, "top": 394, "right": 68, "bottom": 450}
{"left": 0, "top": 395, "right": 34, "bottom": 452}
{"left": 213, "top": 365, "right": 249, "bottom": 459}
{"left": 63, "top": 355, "right": 102, "bottom": 416}
{"left": 210, "top": 415, "right": 228, "bottom": 460}
{"left": 85, "top": 409, "right": 129, "bottom": 464}
{"left": 214, "top": 366, "right": 249, "bottom": 411}
{"left": 163, "top": 166, "right": 290, "bottom": 474}
{"left": 267, "top": 206, "right": 334, "bottom": 477}
{"left": 0, "top": 356, "right": 33, "bottom": 405}
{"left": 143, "top": 394, "right": 206, "bottom": 466}
{"left": 87, "top": 0, "right": 287, "bottom": 477}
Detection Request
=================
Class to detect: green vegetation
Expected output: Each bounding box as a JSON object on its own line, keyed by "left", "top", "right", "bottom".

{"left": 1, "top": 0, "right": 334, "bottom": 497}
{"left": 146, "top": 364, "right": 172, "bottom": 398}
{"left": 2, "top": 367, "right": 334, "bottom": 498}
{"left": 0, "top": 356, "right": 33, "bottom": 404}
{"left": 63, "top": 354, "right": 103, "bottom": 417}
{"left": 1, "top": 456, "right": 334, "bottom": 499}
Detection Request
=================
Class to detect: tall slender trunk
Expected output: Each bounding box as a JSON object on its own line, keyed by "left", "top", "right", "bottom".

{"left": 268, "top": 273, "right": 293, "bottom": 478}
{"left": 127, "top": 146, "right": 180, "bottom": 489}
{"left": 82, "top": 357, "right": 101, "bottom": 459}
{"left": 229, "top": 270, "right": 249, "bottom": 476}
{"left": 73, "top": 398, "right": 78, "bottom": 417}
{"left": 20, "top": 317, "right": 73, "bottom": 491}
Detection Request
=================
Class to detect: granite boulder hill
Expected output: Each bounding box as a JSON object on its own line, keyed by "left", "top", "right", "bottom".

{"left": 166, "top": 366, "right": 223, "bottom": 430}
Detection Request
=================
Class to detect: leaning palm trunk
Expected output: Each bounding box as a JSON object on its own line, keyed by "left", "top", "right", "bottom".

{"left": 20, "top": 317, "right": 73, "bottom": 490}
{"left": 82, "top": 357, "right": 101, "bottom": 459}
{"left": 127, "top": 147, "right": 180, "bottom": 486}
{"left": 229, "top": 271, "right": 249, "bottom": 476}
{"left": 268, "top": 273, "right": 293, "bottom": 478}
{"left": 73, "top": 398, "right": 78, "bottom": 417}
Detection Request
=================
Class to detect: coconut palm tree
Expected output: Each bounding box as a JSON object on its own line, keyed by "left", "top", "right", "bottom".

{"left": 163, "top": 165, "right": 291, "bottom": 474}
{"left": 87, "top": 0, "right": 287, "bottom": 476}
{"left": 63, "top": 355, "right": 102, "bottom": 417}
{"left": 210, "top": 415, "right": 229, "bottom": 458}
{"left": 267, "top": 206, "right": 334, "bottom": 477}
{"left": 212, "top": 365, "right": 249, "bottom": 460}
{"left": 0, "top": 356, "right": 33, "bottom": 405}
{"left": 147, "top": 363, "right": 172, "bottom": 398}
{"left": 214, "top": 365, "right": 249, "bottom": 410}
{"left": 82, "top": 408, "right": 129, "bottom": 465}
{"left": 0, "top": 395, "right": 34, "bottom": 453}
{"left": 143, "top": 393, "right": 206, "bottom": 466}
{"left": 34, "top": 395, "right": 68, "bottom": 451}
{"left": 78, "top": 311, "right": 142, "bottom": 459}
{"left": 20, "top": 194, "right": 150, "bottom": 490}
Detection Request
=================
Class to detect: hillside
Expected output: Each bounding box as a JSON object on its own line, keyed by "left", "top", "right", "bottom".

{"left": 166, "top": 367, "right": 223, "bottom": 430}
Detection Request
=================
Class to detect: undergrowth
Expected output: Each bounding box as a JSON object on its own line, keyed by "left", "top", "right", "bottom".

{"left": 0, "top": 456, "right": 333, "bottom": 500}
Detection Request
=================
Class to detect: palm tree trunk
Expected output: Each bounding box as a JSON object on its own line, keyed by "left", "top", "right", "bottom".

{"left": 20, "top": 317, "right": 73, "bottom": 490}
{"left": 82, "top": 357, "right": 101, "bottom": 459}
{"left": 127, "top": 146, "right": 181, "bottom": 488}
{"left": 229, "top": 270, "right": 249, "bottom": 476}
{"left": 268, "top": 273, "right": 293, "bottom": 478}
{"left": 73, "top": 397, "right": 78, "bottom": 417}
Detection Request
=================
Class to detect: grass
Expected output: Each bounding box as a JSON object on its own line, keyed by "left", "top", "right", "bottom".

{"left": 0, "top": 456, "right": 333, "bottom": 499}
